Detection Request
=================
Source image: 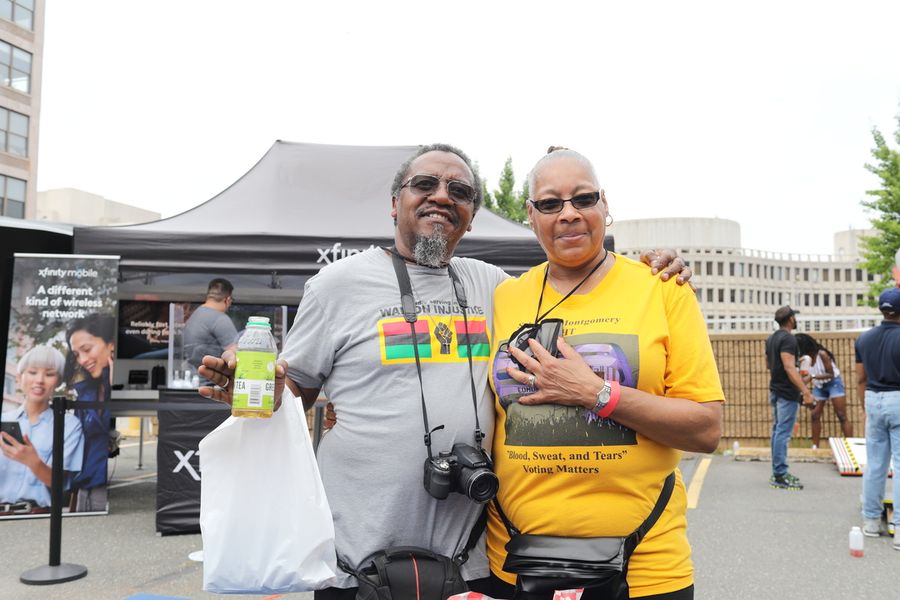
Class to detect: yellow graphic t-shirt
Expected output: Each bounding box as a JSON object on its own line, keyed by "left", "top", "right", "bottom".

{"left": 487, "top": 254, "right": 724, "bottom": 597}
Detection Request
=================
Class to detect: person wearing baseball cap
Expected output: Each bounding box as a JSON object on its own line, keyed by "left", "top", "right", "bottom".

{"left": 765, "top": 305, "right": 815, "bottom": 490}
{"left": 774, "top": 306, "right": 799, "bottom": 324}
{"left": 878, "top": 287, "right": 900, "bottom": 314}
{"left": 855, "top": 288, "right": 900, "bottom": 548}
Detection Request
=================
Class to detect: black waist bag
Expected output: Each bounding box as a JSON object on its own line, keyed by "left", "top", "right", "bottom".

{"left": 497, "top": 472, "right": 675, "bottom": 600}
{"left": 340, "top": 547, "right": 468, "bottom": 600}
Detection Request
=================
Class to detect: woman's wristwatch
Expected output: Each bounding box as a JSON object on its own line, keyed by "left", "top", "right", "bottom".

{"left": 592, "top": 379, "right": 621, "bottom": 418}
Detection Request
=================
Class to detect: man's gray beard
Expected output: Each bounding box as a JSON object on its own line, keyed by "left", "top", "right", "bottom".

{"left": 413, "top": 224, "right": 449, "bottom": 267}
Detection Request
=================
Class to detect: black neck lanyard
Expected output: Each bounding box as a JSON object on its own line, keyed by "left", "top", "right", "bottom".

{"left": 389, "top": 250, "right": 485, "bottom": 459}
{"left": 533, "top": 250, "right": 610, "bottom": 323}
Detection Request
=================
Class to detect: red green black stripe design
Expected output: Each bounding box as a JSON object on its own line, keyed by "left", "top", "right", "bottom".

{"left": 382, "top": 320, "right": 432, "bottom": 359}
{"left": 454, "top": 320, "right": 490, "bottom": 358}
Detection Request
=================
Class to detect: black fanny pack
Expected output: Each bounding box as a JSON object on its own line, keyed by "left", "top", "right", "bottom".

{"left": 496, "top": 472, "right": 676, "bottom": 600}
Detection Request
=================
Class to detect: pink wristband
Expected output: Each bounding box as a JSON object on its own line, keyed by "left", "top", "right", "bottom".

{"left": 596, "top": 380, "right": 621, "bottom": 418}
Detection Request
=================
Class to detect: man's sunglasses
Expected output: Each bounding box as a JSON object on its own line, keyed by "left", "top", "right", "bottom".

{"left": 400, "top": 174, "right": 478, "bottom": 205}
{"left": 530, "top": 191, "right": 602, "bottom": 214}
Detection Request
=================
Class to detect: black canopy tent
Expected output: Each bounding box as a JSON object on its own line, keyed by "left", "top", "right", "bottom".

{"left": 73, "top": 141, "right": 549, "bottom": 301}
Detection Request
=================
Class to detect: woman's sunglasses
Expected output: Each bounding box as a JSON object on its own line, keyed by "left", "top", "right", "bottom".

{"left": 530, "top": 191, "right": 601, "bottom": 214}
{"left": 400, "top": 174, "right": 477, "bottom": 205}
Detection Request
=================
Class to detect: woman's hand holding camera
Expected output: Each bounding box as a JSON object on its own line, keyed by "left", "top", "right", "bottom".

{"left": 505, "top": 336, "right": 606, "bottom": 410}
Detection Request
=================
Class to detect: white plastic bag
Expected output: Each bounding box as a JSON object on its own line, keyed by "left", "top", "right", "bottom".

{"left": 200, "top": 388, "right": 337, "bottom": 594}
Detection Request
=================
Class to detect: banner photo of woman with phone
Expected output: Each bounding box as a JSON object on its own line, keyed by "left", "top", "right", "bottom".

{"left": 1, "top": 253, "right": 118, "bottom": 519}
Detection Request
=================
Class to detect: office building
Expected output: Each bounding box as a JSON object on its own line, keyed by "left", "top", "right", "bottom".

{"left": 37, "top": 188, "right": 160, "bottom": 226}
{"left": 615, "top": 218, "right": 882, "bottom": 332}
{"left": 0, "top": 0, "right": 42, "bottom": 219}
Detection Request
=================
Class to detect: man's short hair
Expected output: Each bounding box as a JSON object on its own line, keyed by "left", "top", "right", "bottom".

{"left": 774, "top": 305, "right": 798, "bottom": 325}
{"left": 207, "top": 278, "right": 234, "bottom": 302}
{"left": 390, "top": 143, "right": 483, "bottom": 212}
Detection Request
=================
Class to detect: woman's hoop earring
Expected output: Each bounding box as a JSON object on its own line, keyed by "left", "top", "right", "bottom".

{"left": 605, "top": 214, "right": 614, "bottom": 227}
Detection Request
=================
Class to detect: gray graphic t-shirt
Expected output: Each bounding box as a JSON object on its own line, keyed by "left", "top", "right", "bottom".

{"left": 281, "top": 248, "right": 508, "bottom": 587}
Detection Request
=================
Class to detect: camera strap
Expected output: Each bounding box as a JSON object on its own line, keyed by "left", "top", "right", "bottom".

{"left": 389, "top": 249, "right": 485, "bottom": 456}
{"left": 533, "top": 249, "right": 609, "bottom": 323}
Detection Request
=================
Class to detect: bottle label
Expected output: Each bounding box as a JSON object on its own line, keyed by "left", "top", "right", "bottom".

{"left": 233, "top": 351, "right": 276, "bottom": 411}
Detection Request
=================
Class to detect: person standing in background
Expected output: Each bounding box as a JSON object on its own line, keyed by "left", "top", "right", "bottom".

{"left": 183, "top": 278, "right": 239, "bottom": 377}
{"left": 795, "top": 333, "right": 853, "bottom": 449}
{"left": 765, "top": 306, "right": 814, "bottom": 490}
{"left": 893, "top": 247, "right": 900, "bottom": 287}
{"left": 855, "top": 288, "right": 900, "bottom": 549}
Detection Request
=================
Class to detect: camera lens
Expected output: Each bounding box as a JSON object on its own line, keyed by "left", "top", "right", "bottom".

{"left": 462, "top": 469, "right": 499, "bottom": 504}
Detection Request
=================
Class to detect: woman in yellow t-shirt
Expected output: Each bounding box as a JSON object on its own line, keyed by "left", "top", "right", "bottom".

{"left": 487, "top": 148, "right": 724, "bottom": 599}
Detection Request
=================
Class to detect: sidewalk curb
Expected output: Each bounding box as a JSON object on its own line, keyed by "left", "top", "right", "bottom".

{"left": 732, "top": 447, "right": 835, "bottom": 463}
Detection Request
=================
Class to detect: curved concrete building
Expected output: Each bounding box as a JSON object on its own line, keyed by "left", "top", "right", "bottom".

{"left": 613, "top": 218, "right": 882, "bottom": 332}
{"left": 613, "top": 217, "right": 742, "bottom": 251}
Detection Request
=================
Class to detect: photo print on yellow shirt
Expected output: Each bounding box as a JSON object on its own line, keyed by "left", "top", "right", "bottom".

{"left": 492, "top": 332, "right": 639, "bottom": 447}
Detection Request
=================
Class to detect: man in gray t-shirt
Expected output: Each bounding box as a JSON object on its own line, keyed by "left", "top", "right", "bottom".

{"left": 203, "top": 144, "right": 500, "bottom": 595}
{"left": 199, "top": 144, "right": 690, "bottom": 597}
{"left": 285, "top": 145, "right": 501, "bottom": 592}
{"left": 184, "top": 278, "right": 238, "bottom": 371}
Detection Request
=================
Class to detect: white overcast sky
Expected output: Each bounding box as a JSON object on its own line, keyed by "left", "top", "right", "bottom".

{"left": 36, "top": 0, "right": 900, "bottom": 256}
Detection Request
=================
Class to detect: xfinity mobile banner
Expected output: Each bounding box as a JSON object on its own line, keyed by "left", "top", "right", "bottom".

{"left": 1, "top": 254, "right": 119, "bottom": 519}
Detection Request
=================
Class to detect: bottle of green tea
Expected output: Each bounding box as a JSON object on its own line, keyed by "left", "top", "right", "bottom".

{"left": 232, "top": 316, "right": 277, "bottom": 418}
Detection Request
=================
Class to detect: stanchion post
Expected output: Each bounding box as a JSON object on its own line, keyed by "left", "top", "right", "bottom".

{"left": 20, "top": 394, "right": 88, "bottom": 585}
{"left": 137, "top": 417, "right": 145, "bottom": 470}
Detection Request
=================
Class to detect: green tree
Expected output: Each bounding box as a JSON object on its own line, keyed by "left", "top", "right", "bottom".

{"left": 518, "top": 181, "right": 530, "bottom": 208}
{"left": 490, "top": 157, "right": 528, "bottom": 224}
{"left": 481, "top": 177, "right": 494, "bottom": 211}
{"left": 860, "top": 113, "right": 900, "bottom": 302}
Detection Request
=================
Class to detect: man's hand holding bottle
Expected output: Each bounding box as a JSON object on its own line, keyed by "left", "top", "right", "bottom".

{"left": 198, "top": 350, "right": 289, "bottom": 412}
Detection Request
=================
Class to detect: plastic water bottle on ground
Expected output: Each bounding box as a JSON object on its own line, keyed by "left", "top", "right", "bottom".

{"left": 849, "top": 526, "right": 864, "bottom": 557}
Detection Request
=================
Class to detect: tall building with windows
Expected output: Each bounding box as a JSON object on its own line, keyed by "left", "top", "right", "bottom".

{"left": 615, "top": 218, "right": 883, "bottom": 332}
{"left": 0, "top": 0, "right": 42, "bottom": 219}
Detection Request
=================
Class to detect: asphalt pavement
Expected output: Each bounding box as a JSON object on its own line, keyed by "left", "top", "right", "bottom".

{"left": 1, "top": 433, "right": 313, "bottom": 600}
{"left": 688, "top": 453, "right": 896, "bottom": 600}
{"left": 1, "top": 438, "right": 895, "bottom": 600}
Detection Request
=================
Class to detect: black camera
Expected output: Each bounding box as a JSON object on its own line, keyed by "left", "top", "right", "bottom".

{"left": 505, "top": 318, "right": 563, "bottom": 371}
{"left": 423, "top": 443, "right": 499, "bottom": 504}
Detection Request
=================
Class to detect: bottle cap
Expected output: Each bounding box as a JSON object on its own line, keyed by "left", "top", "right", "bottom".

{"left": 247, "top": 316, "right": 271, "bottom": 327}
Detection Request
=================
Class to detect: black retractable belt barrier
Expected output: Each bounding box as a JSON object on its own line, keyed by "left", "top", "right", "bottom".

{"left": 20, "top": 395, "right": 89, "bottom": 585}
